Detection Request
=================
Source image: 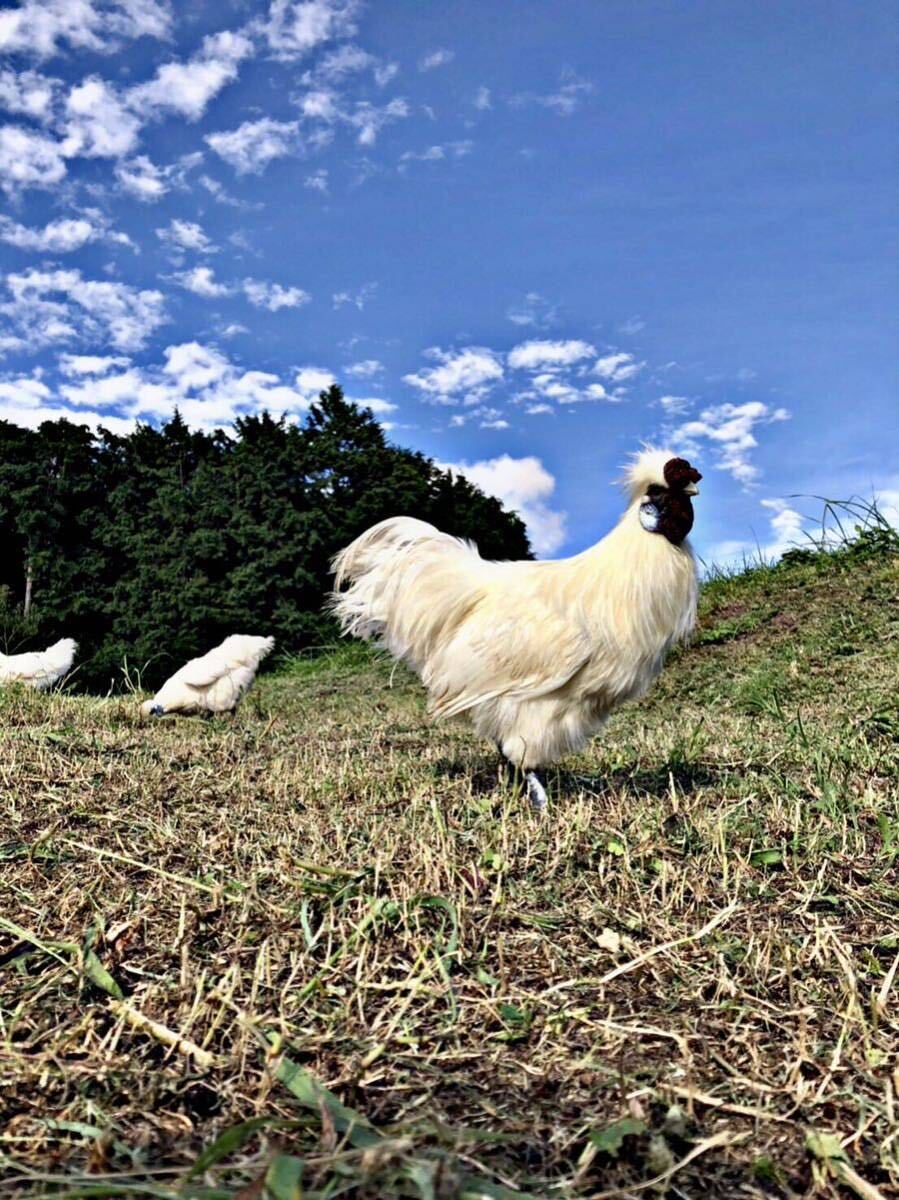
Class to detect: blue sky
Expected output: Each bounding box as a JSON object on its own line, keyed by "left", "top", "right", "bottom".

{"left": 0, "top": 0, "right": 896, "bottom": 562}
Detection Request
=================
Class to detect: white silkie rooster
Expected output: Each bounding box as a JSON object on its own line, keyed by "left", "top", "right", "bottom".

{"left": 331, "top": 449, "right": 701, "bottom": 808}
{"left": 140, "top": 634, "right": 274, "bottom": 718}
{"left": 0, "top": 638, "right": 78, "bottom": 691}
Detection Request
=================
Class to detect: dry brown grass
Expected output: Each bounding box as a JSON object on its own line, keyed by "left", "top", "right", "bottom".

{"left": 1, "top": 547, "right": 897, "bottom": 1198}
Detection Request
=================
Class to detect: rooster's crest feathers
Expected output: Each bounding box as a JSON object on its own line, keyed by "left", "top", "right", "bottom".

{"left": 621, "top": 447, "right": 678, "bottom": 501}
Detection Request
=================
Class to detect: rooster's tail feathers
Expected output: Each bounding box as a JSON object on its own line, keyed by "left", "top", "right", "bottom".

{"left": 330, "top": 516, "right": 478, "bottom": 643}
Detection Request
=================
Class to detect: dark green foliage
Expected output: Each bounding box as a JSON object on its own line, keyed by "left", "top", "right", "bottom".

{"left": 0, "top": 387, "right": 530, "bottom": 691}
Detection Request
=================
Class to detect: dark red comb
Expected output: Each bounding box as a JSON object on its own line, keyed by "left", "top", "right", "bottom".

{"left": 664, "top": 457, "right": 702, "bottom": 488}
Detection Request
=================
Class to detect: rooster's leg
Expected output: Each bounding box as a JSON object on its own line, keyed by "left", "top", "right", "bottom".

{"left": 524, "top": 771, "right": 548, "bottom": 812}
{"left": 497, "top": 748, "right": 548, "bottom": 812}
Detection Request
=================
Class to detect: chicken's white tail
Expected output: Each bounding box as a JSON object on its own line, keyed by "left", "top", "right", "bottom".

{"left": 331, "top": 517, "right": 482, "bottom": 662}
{"left": 42, "top": 638, "right": 78, "bottom": 676}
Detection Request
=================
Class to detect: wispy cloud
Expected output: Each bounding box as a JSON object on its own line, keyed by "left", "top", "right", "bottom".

{"left": 0, "top": 125, "right": 67, "bottom": 195}
{"left": 1, "top": 268, "right": 167, "bottom": 354}
{"left": 510, "top": 68, "right": 594, "bottom": 116}
{"left": 129, "top": 30, "right": 253, "bottom": 121}
{"left": 404, "top": 346, "right": 503, "bottom": 405}
{"left": 506, "top": 292, "right": 559, "bottom": 329}
{"left": 418, "top": 48, "right": 455, "bottom": 72}
{"left": 332, "top": 282, "right": 377, "bottom": 310}
{"left": 345, "top": 358, "right": 383, "bottom": 378}
{"left": 0, "top": 210, "right": 131, "bottom": 254}
{"left": 206, "top": 117, "right": 302, "bottom": 174}
{"left": 156, "top": 218, "right": 216, "bottom": 255}
{"left": 674, "top": 401, "right": 791, "bottom": 485}
{"left": 399, "top": 140, "right": 472, "bottom": 169}
{"left": 261, "top": 0, "right": 359, "bottom": 62}
{"left": 171, "top": 266, "right": 234, "bottom": 298}
{"left": 243, "top": 278, "right": 310, "bottom": 310}
{"left": 473, "top": 85, "right": 491, "bottom": 111}
{"left": 437, "top": 454, "right": 567, "bottom": 555}
{"left": 508, "top": 338, "right": 595, "bottom": 370}
{"left": 304, "top": 167, "right": 329, "bottom": 192}
{"left": 0, "top": 0, "right": 172, "bottom": 60}
{"left": 593, "top": 351, "right": 643, "bottom": 382}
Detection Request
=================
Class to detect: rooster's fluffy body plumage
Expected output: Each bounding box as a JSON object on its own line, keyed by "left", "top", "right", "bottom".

{"left": 331, "top": 449, "right": 700, "bottom": 780}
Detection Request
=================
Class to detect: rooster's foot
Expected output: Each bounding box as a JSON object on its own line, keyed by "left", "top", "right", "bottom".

{"left": 525, "top": 771, "right": 548, "bottom": 812}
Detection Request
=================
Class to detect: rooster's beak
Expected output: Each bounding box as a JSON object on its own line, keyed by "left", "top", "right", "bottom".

{"left": 684, "top": 482, "right": 699, "bottom": 496}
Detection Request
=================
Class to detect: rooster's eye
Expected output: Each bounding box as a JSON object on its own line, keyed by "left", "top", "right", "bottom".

{"left": 646, "top": 484, "right": 666, "bottom": 499}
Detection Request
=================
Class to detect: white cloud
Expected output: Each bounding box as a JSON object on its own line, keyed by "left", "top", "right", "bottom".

{"left": 759, "top": 498, "right": 807, "bottom": 558}
{"left": 0, "top": 0, "right": 171, "bottom": 60}
{"left": 0, "top": 125, "right": 67, "bottom": 194}
{"left": 675, "top": 401, "right": 791, "bottom": 485}
{"left": 173, "top": 266, "right": 234, "bottom": 298}
{"left": 0, "top": 344, "right": 397, "bottom": 437}
{"left": 0, "top": 368, "right": 135, "bottom": 434}
{"left": 262, "top": 0, "right": 358, "bottom": 60}
{"left": 59, "top": 353, "right": 130, "bottom": 376}
{"left": 593, "top": 351, "right": 643, "bottom": 382}
{"left": 658, "top": 394, "right": 690, "bottom": 416}
{"left": 332, "top": 282, "right": 377, "bottom": 310}
{"left": 1, "top": 268, "right": 167, "bottom": 353}
{"left": 0, "top": 214, "right": 100, "bottom": 253}
{"left": 874, "top": 488, "right": 899, "bottom": 530}
{"left": 0, "top": 376, "right": 52, "bottom": 408}
{"left": 296, "top": 88, "right": 340, "bottom": 121}
{"left": 60, "top": 76, "right": 140, "bottom": 158}
{"left": 295, "top": 365, "right": 336, "bottom": 397}
{"left": 345, "top": 358, "right": 382, "bottom": 378}
{"left": 294, "top": 86, "right": 410, "bottom": 148}
{"left": 220, "top": 323, "right": 248, "bottom": 338}
{"left": 618, "top": 316, "right": 645, "bottom": 336}
{"left": 508, "top": 338, "right": 595, "bottom": 370}
{"left": 115, "top": 154, "right": 165, "bottom": 200}
{"left": 404, "top": 346, "right": 503, "bottom": 405}
{"left": 303, "top": 42, "right": 374, "bottom": 83}
{"left": 349, "top": 395, "right": 396, "bottom": 416}
{"left": 418, "top": 48, "right": 454, "bottom": 71}
{"left": 46, "top": 341, "right": 319, "bottom": 432}
{"left": 474, "top": 85, "right": 491, "bottom": 111}
{"left": 0, "top": 68, "right": 61, "bottom": 122}
{"left": 113, "top": 151, "right": 201, "bottom": 202}
{"left": 345, "top": 97, "right": 409, "bottom": 146}
{"left": 399, "top": 140, "right": 472, "bottom": 168}
{"left": 526, "top": 402, "right": 554, "bottom": 415}
{"left": 511, "top": 69, "right": 594, "bottom": 116}
{"left": 438, "top": 454, "right": 567, "bottom": 556}
{"left": 305, "top": 167, "right": 329, "bottom": 192}
{"left": 156, "top": 218, "right": 215, "bottom": 254}
{"left": 506, "top": 291, "right": 558, "bottom": 329}
{"left": 373, "top": 62, "right": 399, "bottom": 87}
{"left": 206, "top": 117, "right": 301, "bottom": 174}
{"left": 129, "top": 29, "right": 253, "bottom": 121}
{"left": 583, "top": 383, "right": 613, "bottom": 401}
{"left": 243, "top": 279, "right": 310, "bottom": 311}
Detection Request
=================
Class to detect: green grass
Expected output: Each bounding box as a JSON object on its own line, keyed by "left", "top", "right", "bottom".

{"left": 1, "top": 534, "right": 897, "bottom": 1199}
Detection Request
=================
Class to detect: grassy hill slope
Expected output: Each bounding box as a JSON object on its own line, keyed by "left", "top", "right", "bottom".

{"left": 1, "top": 532, "right": 897, "bottom": 1198}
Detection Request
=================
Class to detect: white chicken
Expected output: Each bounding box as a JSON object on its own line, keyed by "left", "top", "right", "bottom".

{"left": 331, "top": 448, "right": 701, "bottom": 808}
{"left": 140, "top": 634, "right": 275, "bottom": 718}
{"left": 0, "top": 638, "right": 78, "bottom": 691}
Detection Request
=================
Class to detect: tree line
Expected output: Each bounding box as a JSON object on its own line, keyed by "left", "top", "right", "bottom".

{"left": 0, "top": 386, "right": 530, "bottom": 692}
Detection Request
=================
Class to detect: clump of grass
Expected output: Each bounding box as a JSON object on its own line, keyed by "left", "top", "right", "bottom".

{"left": 1, "top": 520, "right": 897, "bottom": 1198}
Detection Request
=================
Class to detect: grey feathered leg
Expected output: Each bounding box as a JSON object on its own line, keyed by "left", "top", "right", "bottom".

{"left": 525, "top": 770, "right": 548, "bottom": 812}
{"left": 497, "top": 748, "right": 548, "bottom": 812}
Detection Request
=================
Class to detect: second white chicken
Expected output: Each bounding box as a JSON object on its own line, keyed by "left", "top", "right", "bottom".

{"left": 140, "top": 635, "right": 274, "bottom": 717}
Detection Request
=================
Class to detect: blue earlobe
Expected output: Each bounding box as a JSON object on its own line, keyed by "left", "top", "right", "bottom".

{"left": 639, "top": 501, "right": 659, "bottom": 532}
